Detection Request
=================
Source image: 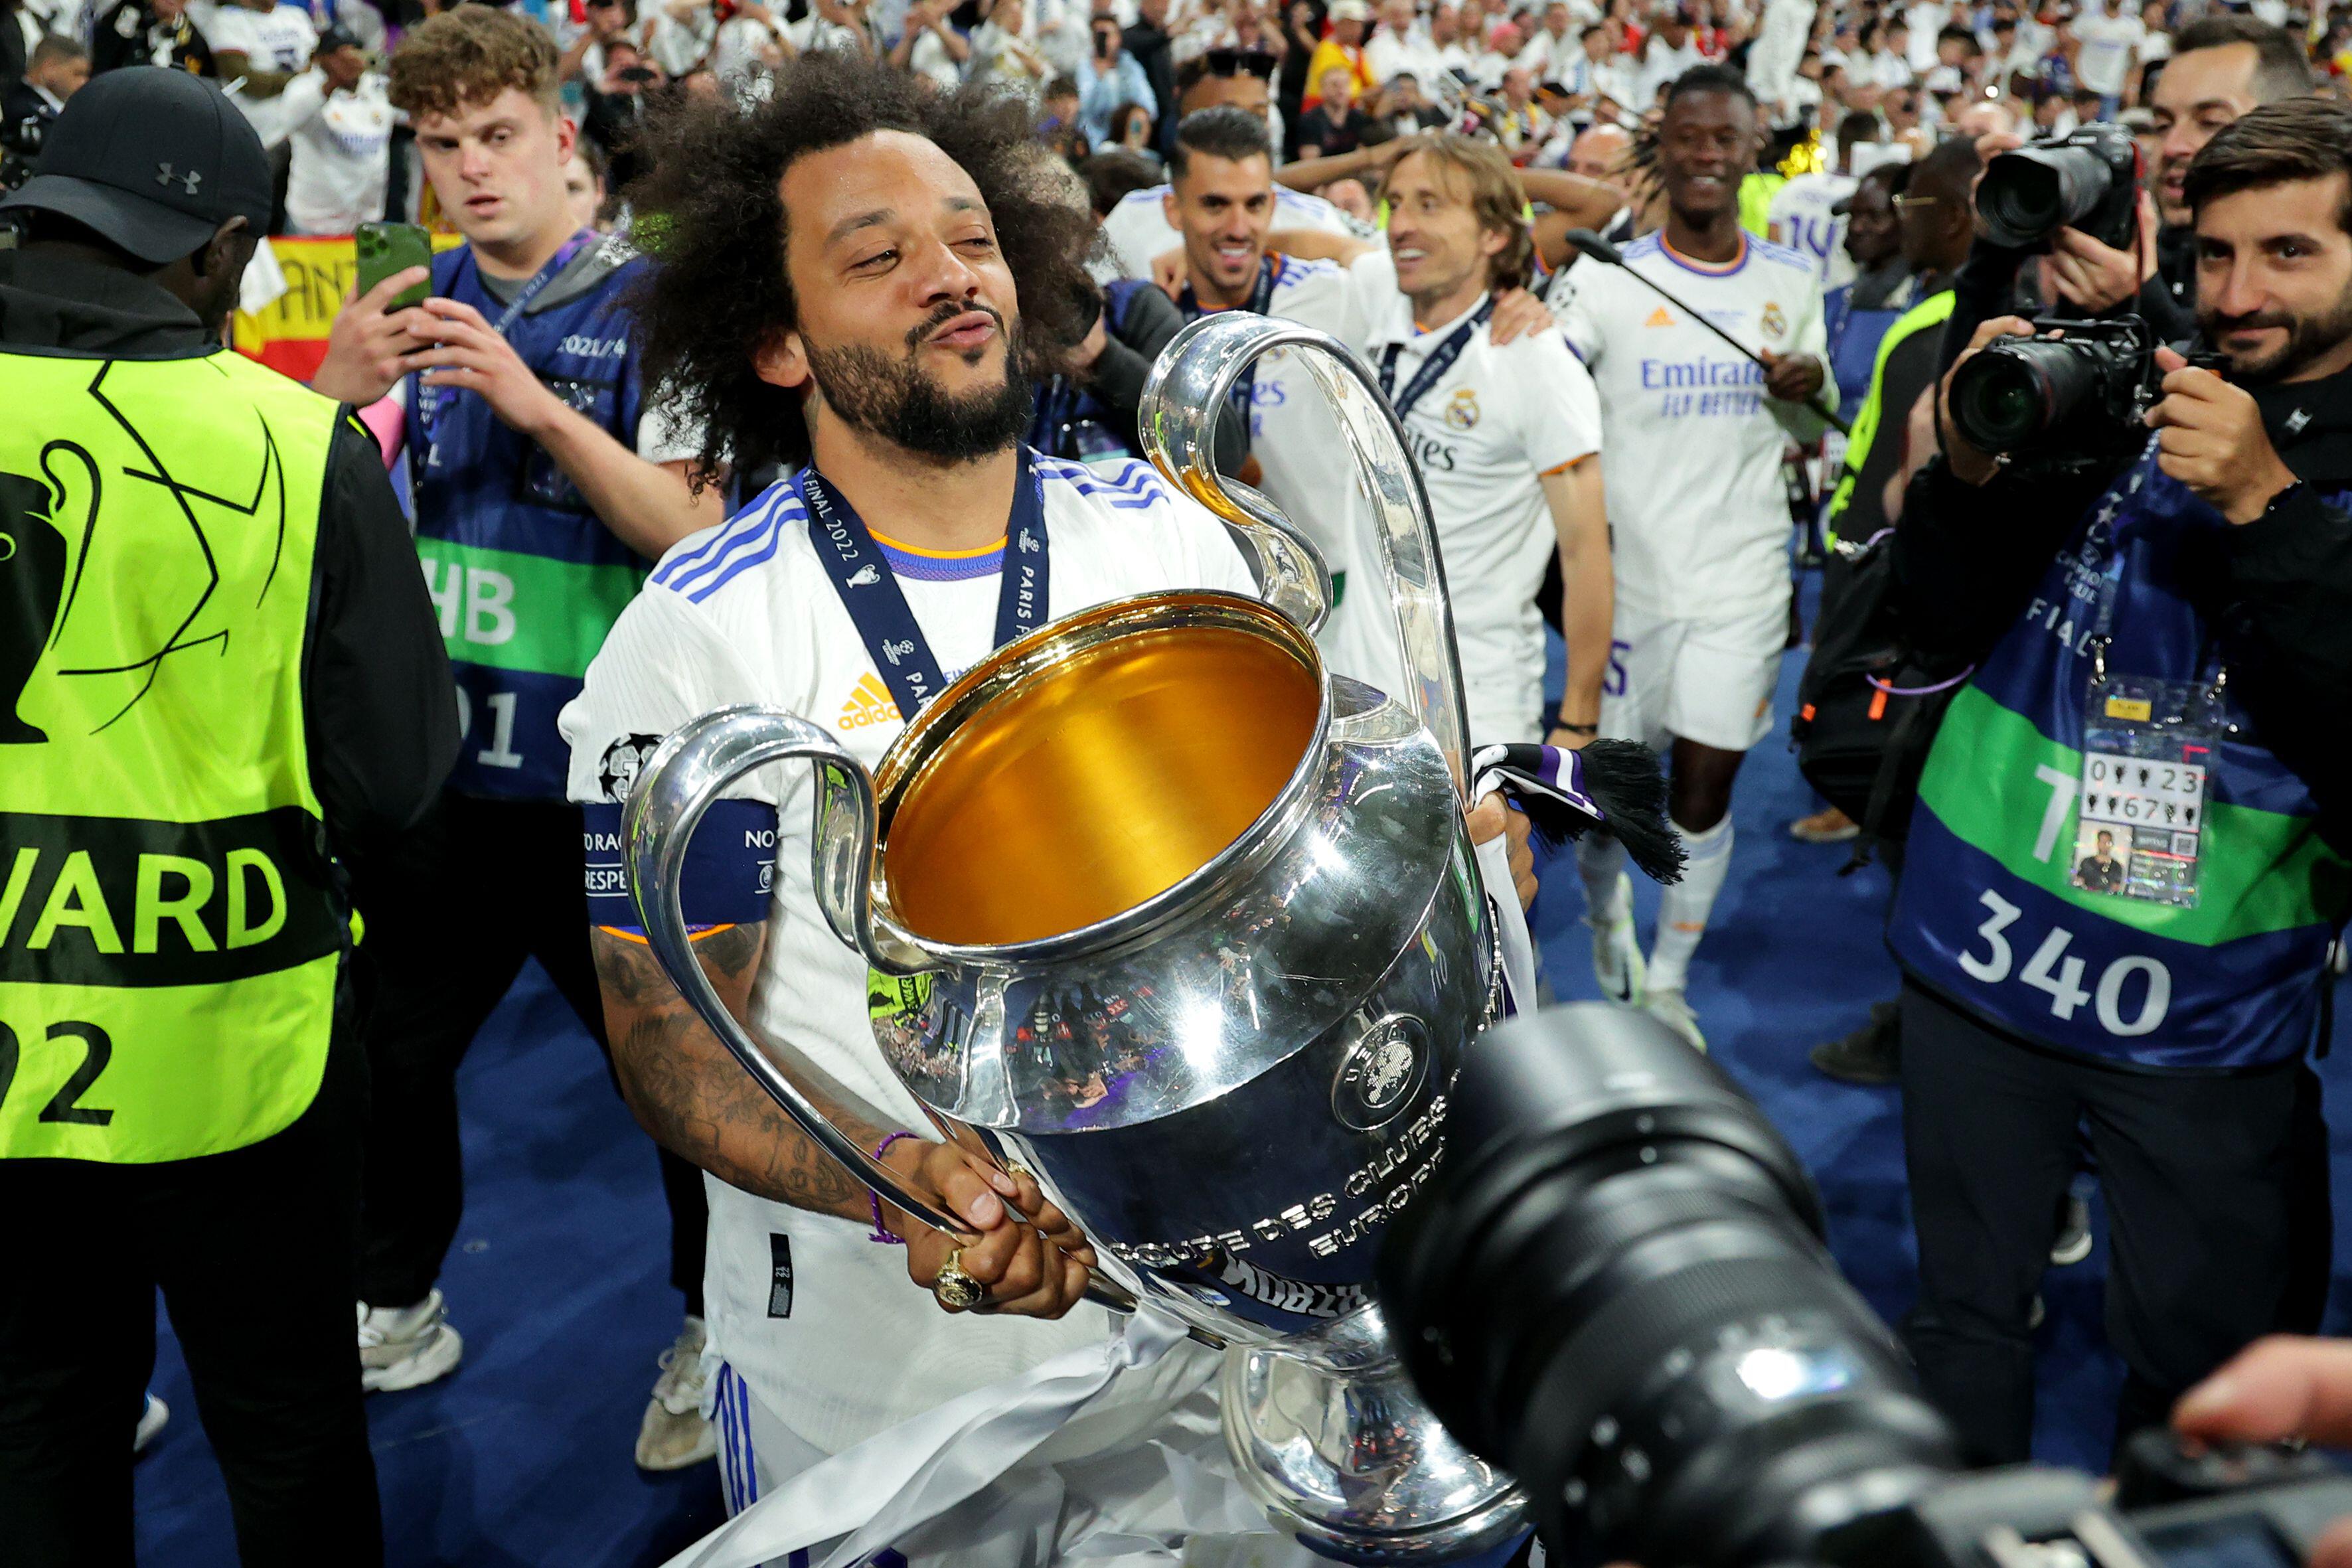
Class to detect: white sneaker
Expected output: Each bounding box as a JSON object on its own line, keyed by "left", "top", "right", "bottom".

{"left": 134, "top": 1393, "right": 168, "bottom": 1456}
{"left": 1644, "top": 986, "right": 1707, "bottom": 1054}
{"left": 358, "top": 1290, "right": 463, "bottom": 1393}
{"left": 636, "top": 1316, "right": 718, "bottom": 1472}
{"left": 1586, "top": 872, "right": 1645, "bottom": 1005}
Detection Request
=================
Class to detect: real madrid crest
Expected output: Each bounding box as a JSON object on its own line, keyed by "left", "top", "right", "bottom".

{"left": 1332, "top": 1015, "right": 1430, "bottom": 1131}
{"left": 1761, "top": 301, "right": 1788, "bottom": 339}
{"left": 1445, "top": 387, "right": 1480, "bottom": 430}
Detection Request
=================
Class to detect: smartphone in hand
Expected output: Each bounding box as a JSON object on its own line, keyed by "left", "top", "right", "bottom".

{"left": 354, "top": 221, "right": 433, "bottom": 311}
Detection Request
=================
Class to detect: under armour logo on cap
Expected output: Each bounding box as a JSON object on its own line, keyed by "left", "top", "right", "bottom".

{"left": 0, "top": 68, "right": 271, "bottom": 265}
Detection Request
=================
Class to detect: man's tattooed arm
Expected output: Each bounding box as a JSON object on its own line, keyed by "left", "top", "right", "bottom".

{"left": 592, "top": 923, "right": 892, "bottom": 1221}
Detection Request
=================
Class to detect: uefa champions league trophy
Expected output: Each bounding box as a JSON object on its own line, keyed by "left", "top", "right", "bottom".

{"left": 622, "top": 313, "right": 1528, "bottom": 1561}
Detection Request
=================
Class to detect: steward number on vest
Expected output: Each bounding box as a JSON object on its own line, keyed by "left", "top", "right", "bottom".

{"left": 1958, "top": 888, "right": 2171, "bottom": 1037}
{"left": 0, "top": 1018, "right": 113, "bottom": 1127}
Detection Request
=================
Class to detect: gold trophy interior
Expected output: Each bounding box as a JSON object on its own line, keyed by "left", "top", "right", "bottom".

{"left": 878, "top": 600, "right": 1322, "bottom": 948}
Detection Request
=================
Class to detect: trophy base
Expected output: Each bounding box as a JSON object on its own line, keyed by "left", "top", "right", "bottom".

{"left": 1220, "top": 1307, "right": 1526, "bottom": 1563}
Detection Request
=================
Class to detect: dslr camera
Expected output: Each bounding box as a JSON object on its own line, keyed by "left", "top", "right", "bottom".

{"left": 1377, "top": 1005, "right": 2352, "bottom": 1568}
{"left": 1945, "top": 316, "right": 2167, "bottom": 473}
{"left": 1976, "top": 121, "right": 2142, "bottom": 254}
{"left": 1942, "top": 124, "right": 2177, "bottom": 472}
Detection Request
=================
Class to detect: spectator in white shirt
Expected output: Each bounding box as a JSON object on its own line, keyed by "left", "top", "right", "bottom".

{"left": 2071, "top": 0, "right": 2146, "bottom": 112}
{"left": 1362, "top": 0, "right": 1421, "bottom": 82}
{"left": 888, "top": 0, "right": 969, "bottom": 87}
{"left": 275, "top": 28, "right": 390, "bottom": 234}
{"left": 208, "top": 0, "right": 316, "bottom": 145}
{"left": 1470, "top": 15, "right": 1520, "bottom": 83}
{"left": 1583, "top": 21, "right": 1634, "bottom": 108}
{"left": 973, "top": 0, "right": 1054, "bottom": 92}
{"left": 1429, "top": 3, "right": 1474, "bottom": 77}
{"left": 1635, "top": 6, "right": 1707, "bottom": 106}
{"left": 644, "top": 0, "right": 721, "bottom": 75}
{"left": 1515, "top": 0, "right": 1579, "bottom": 75}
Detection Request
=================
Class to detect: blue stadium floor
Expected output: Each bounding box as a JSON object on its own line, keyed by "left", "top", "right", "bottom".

{"left": 134, "top": 589, "right": 2352, "bottom": 1564}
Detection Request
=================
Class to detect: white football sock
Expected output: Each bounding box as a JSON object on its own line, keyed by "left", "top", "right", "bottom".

{"left": 1647, "top": 815, "right": 1734, "bottom": 994}
{"left": 1576, "top": 833, "right": 1628, "bottom": 923}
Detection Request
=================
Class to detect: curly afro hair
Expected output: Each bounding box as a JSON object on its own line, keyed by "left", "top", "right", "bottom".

{"left": 626, "top": 53, "right": 1103, "bottom": 481}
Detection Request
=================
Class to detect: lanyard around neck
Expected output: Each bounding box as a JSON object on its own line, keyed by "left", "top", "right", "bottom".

{"left": 1377, "top": 296, "right": 1495, "bottom": 421}
{"left": 803, "top": 448, "right": 1050, "bottom": 721}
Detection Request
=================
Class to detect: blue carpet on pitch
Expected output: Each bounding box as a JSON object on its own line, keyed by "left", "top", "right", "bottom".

{"left": 135, "top": 595, "right": 2352, "bottom": 1565}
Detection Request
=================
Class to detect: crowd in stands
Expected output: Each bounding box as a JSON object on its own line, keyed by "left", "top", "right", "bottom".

{"left": 14, "top": 0, "right": 2352, "bottom": 240}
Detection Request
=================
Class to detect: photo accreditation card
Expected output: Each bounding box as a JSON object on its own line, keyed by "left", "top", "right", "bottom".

{"left": 2073, "top": 676, "right": 2220, "bottom": 910}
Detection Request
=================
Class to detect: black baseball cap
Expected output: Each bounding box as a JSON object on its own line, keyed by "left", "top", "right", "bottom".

{"left": 0, "top": 67, "right": 271, "bottom": 265}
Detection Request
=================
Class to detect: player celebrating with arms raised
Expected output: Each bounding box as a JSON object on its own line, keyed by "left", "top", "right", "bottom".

{"left": 1556, "top": 64, "right": 1834, "bottom": 1048}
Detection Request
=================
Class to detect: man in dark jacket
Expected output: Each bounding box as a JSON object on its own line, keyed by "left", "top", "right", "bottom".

{"left": 90, "top": 0, "right": 214, "bottom": 76}
{"left": 0, "top": 35, "right": 86, "bottom": 190}
{"left": 1886, "top": 98, "right": 2352, "bottom": 1467}
{"left": 0, "top": 67, "right": 455, "bottom": 1567}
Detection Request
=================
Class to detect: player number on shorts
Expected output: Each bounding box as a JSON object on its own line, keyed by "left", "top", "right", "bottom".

{"left": 0, "top": 1018, "right": 116, "bottom": 1125}
{"left": 1958, "top": 890, "right": 2169, "bottom": 1036}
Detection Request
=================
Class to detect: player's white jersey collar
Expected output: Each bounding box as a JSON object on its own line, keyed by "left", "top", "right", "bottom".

{"left": 1364, "top": 286, "right": 1494, "bottom": 351}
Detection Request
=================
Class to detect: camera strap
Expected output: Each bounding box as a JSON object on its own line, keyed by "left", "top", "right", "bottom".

{"left": 803, "top": 449, "right": 1050, "bottom": 723}
{"left": 2073, "top": 522, "right": 2225, "bottom": 911}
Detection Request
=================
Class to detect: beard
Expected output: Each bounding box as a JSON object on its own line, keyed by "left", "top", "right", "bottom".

{"left": 803, "top": 303, "right": 1037, "bottom": 464}
{"left": 2199, "top": 279, "right": 2352, "bottom": 385}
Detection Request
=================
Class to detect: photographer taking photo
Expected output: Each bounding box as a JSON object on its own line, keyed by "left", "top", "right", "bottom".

{"left": 1885, "top": 96, "right": 2352, "bottom": 1468}
{"left": 1945, "top": 15, "right": 2312, "bottom": 363}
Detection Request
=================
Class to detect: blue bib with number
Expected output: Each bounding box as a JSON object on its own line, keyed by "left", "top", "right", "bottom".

{"left": 1889, "top": 441, "right": 2351, "bottom": 1069}
{"left": 403, "top": 238, "right": 653, "bottom": 801}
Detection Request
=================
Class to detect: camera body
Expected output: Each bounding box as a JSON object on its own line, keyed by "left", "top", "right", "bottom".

{"left": 1977, "top": 121, "right": 2141, "bottom": 253}
{"left": 1946, "top": 315, "right": 2160, "bottom": 471}
{"left": 1376, "top": 1004, "right": 2352, "bottom": 1568}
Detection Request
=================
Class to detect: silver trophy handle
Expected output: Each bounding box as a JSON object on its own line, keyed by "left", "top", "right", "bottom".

{"left": 621, "top": 705, "right": 1160, "bottom": 1322}
{"left": 621, "top": 706, "right": 966, "bottom": 1238}
{"left": 1140, "top": 311, "right": 1475, "bottom": 797}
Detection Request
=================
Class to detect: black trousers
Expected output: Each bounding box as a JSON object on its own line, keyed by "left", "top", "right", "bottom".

{"left": 0, "top": 1036, "right": 382, "bottom": 1568}
{"left": 356, "top": 791, "right": 708, "bottom": 1316}
{"left": 1897, "top": 980, "right": 2328, "bottom": 1466}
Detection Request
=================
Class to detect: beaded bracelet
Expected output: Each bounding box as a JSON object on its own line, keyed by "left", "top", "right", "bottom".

{"left": 868, "top": 1131, "right": 916, "bottom": 1244}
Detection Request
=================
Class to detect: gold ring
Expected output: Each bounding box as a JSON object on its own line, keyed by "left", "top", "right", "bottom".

{"left": 933, "top": 1249, "right": 986, "bottom": 1310}
{"left": 1000, "top": 1160, "right": 1034, "bottom": 1186}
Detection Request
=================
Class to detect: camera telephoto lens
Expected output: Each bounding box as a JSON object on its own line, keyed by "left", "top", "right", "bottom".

{"left": 1947, "top": 335, "right": 2118, "bottom": 457}
{"left": 1976, "top": 140, "right": 2118, "bottom": 249}
{"left": 1377, "top": 1005, "right": 1961, "bottom": 1568}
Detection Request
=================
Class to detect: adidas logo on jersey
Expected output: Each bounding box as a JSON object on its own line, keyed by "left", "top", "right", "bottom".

{"left": 1644, "top": 306, "right": 1676, "bottom": 327}
{"left": 838, "top": 673, "right": 902, "bottom": 730}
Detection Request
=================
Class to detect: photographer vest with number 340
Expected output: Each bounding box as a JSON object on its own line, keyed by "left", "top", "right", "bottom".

{"left": 1890, "top": 440, "right": 2351, "bottom": 1069}
{"left": 0, "top": 349, "right": 349, "bottom": 1162}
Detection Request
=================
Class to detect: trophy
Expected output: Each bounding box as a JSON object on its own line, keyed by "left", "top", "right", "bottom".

{"left": 623, "top": 313, "right": 1526, "bottom": 1562}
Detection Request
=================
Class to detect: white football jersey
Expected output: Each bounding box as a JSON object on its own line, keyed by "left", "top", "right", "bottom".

{"left": 1095, "top": 183, "right": 1365, "bottom": 283}
{"left": 1765, "top": 171, "right": 1857, "bottom": 293}
{"left": 559, "top": 453, "right": 1257, "bottom": 1457}
{"left": 202, "top": 1, "right": 317, "bottom": 144}
{"left": 1556, "top": 231, "right": 1828, "bottom": 622}
{"left": 1330, "top": 252, "right": 1603, "bottom": 746}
